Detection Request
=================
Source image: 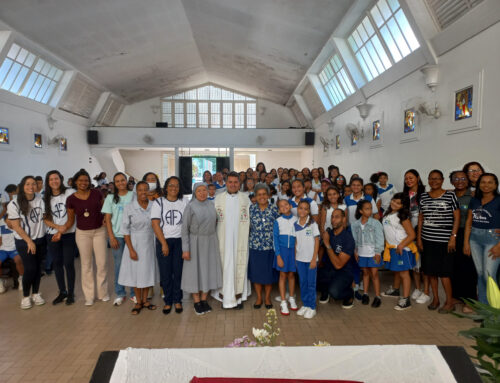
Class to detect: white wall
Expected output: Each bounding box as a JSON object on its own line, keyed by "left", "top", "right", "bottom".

{"left": 115, "top": 96, "right": 299, "bottom": 128}
{"left": 313, "top": 22, "right": 500, "bottom": 191}
{"left": 235, "top": 149, "right": 314, "bottom": 171}
{"left": 119, "top": 149, "right": 164, "bottom": 182}
{"left": 0, "top": 99, "right": 102, "bottom": 191}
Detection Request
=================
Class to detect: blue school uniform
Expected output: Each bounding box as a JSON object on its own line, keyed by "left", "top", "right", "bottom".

{"left": 273, "top": 214, "right": 297, "bottom": 272}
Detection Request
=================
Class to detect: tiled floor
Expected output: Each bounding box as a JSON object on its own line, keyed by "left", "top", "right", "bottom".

{"left": 0, "top": 255, "right": 478, "bottom": 383}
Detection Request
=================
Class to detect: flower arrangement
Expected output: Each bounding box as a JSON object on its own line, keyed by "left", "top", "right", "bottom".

{"left": 455, "top": 276, "right": 500, "bottom": 382}
{"left": 227, "top": 308, "right": 330, "bottom": 348}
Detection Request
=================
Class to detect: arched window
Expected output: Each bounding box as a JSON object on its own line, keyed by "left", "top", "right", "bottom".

{"left": 161, "top": 84, "right": 257, "bottom": 129}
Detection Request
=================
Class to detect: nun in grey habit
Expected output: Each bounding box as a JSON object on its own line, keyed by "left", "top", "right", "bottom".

{"left": 181, "top": 183, "right": 222, "bottom": 314}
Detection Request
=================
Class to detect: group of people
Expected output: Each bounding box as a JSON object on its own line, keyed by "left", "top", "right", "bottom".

{"left": 0, "top": 161, "right": 498, "bottom": 320}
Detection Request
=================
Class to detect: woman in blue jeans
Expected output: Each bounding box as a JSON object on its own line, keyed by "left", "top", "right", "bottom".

{"left": 101, "top": 172, "right": 135, "bottom": 306}
{"left": 151, "top": 176, "right": 188, "bottom": 315}
{"left": 464, "top": 173, "right": 500, "bottom": 304}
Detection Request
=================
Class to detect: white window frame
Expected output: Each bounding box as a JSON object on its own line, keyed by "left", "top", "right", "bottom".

{"left": 347, "top": 0, "right": 420, "bottom": 82}
{"left": 318, "top": 53, "right": 356, "bottom": 108}
{"left": 0, "top": 43, "right": 63, "bottom": 105}
{"left": 160, "top": 84, "right": 257, "bottom": 129}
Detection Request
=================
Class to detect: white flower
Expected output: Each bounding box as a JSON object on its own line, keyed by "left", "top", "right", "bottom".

{"left": 252, "top": 327, "right": 270, "bottom": 340}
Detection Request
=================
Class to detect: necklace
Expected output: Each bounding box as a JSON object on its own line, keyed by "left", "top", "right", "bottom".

{"left": 83, "top": 208, "right": 90, "bottom": 218}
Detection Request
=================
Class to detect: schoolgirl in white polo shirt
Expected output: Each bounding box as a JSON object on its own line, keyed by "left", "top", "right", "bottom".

{"left": 294, "top": 200, "right": 320, "bottom": 319}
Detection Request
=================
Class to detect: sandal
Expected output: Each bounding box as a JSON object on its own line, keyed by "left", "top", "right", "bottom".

{"left": 131, "top": 303, "right": 143, "bottom": 315}
{"left": 143, "top": 302, "right": 157, "bottom": 310}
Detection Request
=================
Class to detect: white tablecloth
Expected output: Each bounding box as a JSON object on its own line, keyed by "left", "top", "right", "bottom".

{"left": 110, "top": 345, "right": 457, "bottom": 383}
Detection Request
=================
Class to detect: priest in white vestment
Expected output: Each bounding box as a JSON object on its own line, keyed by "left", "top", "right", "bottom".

{"left": 212, "top": 172, "right": 251, "bottom": 309}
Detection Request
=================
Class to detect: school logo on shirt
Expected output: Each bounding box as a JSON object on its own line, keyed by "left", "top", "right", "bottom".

{"left": 335, "top": 244, "right": 343, "bottom": 254}
{"left": 29, "top": 207, "right": 42, "bottom": 223}
{"left": 164, "top": 210, "right": 183, "bottom": 225}
{"left": 305, "top": 228, "right": 313, "bottom": 236}
{"left": 53, "top": 203, "right": 67, "bottom": 219}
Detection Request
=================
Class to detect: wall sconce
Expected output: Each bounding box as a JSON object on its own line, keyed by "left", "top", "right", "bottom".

{"left": 420, "top": 65, "right": 439, "bottom": 92}
{"left": 355, "top": 103, "right": 373, "bottom": 121}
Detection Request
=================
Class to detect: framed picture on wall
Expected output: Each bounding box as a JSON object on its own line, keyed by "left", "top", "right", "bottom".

{"left": 0, "top": 127, "right": 9, "bottom": 145}
{"left": 400, "top": 102, "right": 420, "bottom": 143}
{"left": 60, "top": 137, "right": 67, "bottom": 151}
{"left": 455, "top": 86, "right": 473, "bottom": 121}
{"left": 335, "top": 135, "right": 340, "bottom": 150}
{"left": 370, "top": 112, "right": 384, "bottom": 149}
{"left": 34, "top": 133, "right": 42, "bottom": 148}
{"left": 372, "top": 120, "right": 381, "bottom": 141}
{"left": 404, "top": 108, "right": 416, "bottom": 133}
{"left": 351, "top": 132, "right": 358, "bottom": 146}
{"left": 448, "top": 70, "right": 483, "bottom": 134}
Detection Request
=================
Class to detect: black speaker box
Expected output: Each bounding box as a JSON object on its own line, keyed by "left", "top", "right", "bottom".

{"left": 156, "top": 122, "right": 168, "bottom": 128}
{"left": 87, "top": 130, "right": 98, "bottom": 145}
{"left": 305, "top": 132, "right": 315, "bottom": 146}
{"left": 179, "top": 157, "right": 193, "bottom": 195}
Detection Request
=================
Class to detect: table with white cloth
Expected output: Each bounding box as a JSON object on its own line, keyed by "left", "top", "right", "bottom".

{"left": 90, "top": 345, "right": 481, "bottom": 383}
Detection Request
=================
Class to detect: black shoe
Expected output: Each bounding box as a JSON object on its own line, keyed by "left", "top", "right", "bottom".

{"left": 163, "top": 306, "right": 172, "bottom": 315}
{"left": 371, "top": 296, "right": 382, "bottom": 308}
{"left": 319, "top": 292, "right": 329, "bottom": 304}
{"left": 354, "top": 291, "right": 363, "bottom": 301}
{"left": 65, "top": 294, "right": 75, "bottom": 305}
{"left": 265, "top": 303, "right": 273, "bottom": 309}
{"left": 361, "top": 294, "right": 370, "bottom": 305}
{"left": 253, "top": 302, "right": 262, "bottom": 309}
{"left": 342, "top": 296, "right": 354, "bottom": 309}
{"left": 175, "top": 304, "right": 183, "bottom": 314}
{"left": 194, "top": 302, "right": 205, "bottom": 315}
{"left": 201, "top": 300, "right": 211, "bottom": 313}
{"left": 394, "top": 297, "right": 412, "bottom": 311}
{"left": 45, "top": 269, "right": 53, "bottom": 276}
{"left": 52, "top": 291, "right": 68, "bottom": 305}
{"left": 234, "top": 302, "right": 244, "bottom": 310}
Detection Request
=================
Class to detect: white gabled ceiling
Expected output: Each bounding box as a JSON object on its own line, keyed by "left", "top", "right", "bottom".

{"left": 0, "top": 0, "right": 351, "bottom": 104}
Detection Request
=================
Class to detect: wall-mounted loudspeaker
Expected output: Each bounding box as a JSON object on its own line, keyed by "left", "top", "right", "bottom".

{"left": 156, "top": 122, "right": 168, "bottom": 128}
{"left": 305, "top": 132, "right": 315, "bottom": 146}
{"left": 87, "top": 130, "right": 98, "bottom": 145}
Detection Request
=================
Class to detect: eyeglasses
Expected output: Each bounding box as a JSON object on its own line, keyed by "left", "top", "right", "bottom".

{"left": 452, "top": 177, "right": 467, "bottom": 182}
{"left": 468, "top": 169, "right": 481, "bottom": 173}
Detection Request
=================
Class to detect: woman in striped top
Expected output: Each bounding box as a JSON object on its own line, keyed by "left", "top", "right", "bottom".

{"left": 417, "top": 170, "right": 460, "bottom": 313}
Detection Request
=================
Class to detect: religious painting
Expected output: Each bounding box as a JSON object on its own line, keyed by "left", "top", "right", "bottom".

{"left": 351, "top": 132, "right": 358, "bottom": 146}
{"left": 372, "top": 120, "right": 381, "bottom": 141}
{"left": 335, "top": 135, "right": 340, "bottom": 149}
{"left": 60, "top": 137, "right": 67, "bottom": 151}
{"left": 0, "top": 128, "right": 9, "bottom": 144}
{"left": 34, "top": 133, "right": 42, "bottom": 148}
{"left": 455, "top": 86, "right": 473, "bottom": 121}
{"left": 404, "top": 108, "right": 416, "bottom": 133}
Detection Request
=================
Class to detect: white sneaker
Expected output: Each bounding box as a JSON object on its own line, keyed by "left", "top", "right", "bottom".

{"left": 275, "top": 292, "right": 290, "bottom": 302}
{"left": 416, "top": 293, "right": 431, "bottom": 304}
{"left": 0, "top": 279, "right": 5, "bottom": 294}
{"left": 20, "top": 296, "right": 32, "bottom": 309}
{"left": 130, "top": 296, "right": 137, "bottom": 304}
{"left": 113, "top": 297, "right": 124, "bottom": 306}
{"left": 280, "top": 300, "right": 289, "bottom": 316}
{"left": 304, "top": 308, "right": 317, "bottom": 319}
{"left": 18, "top": 276, "right": 23, "bottom": 291}
{"left": 288, "top": 296, "right": 298, "bottom": 311}
{"left": 411, "top": 289, "right": 423, "bottom": 300}
{"left": 297, "top": 306, "right": 308, "bottom": 316}
{"left": 32, "top": 293, "right": 45, "bottom": 306}
{"left": 85, "top": 300, "right": 94, "bottom": 306}
{"left": 101, "top": 295, "right": 110, "bottom": 302}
